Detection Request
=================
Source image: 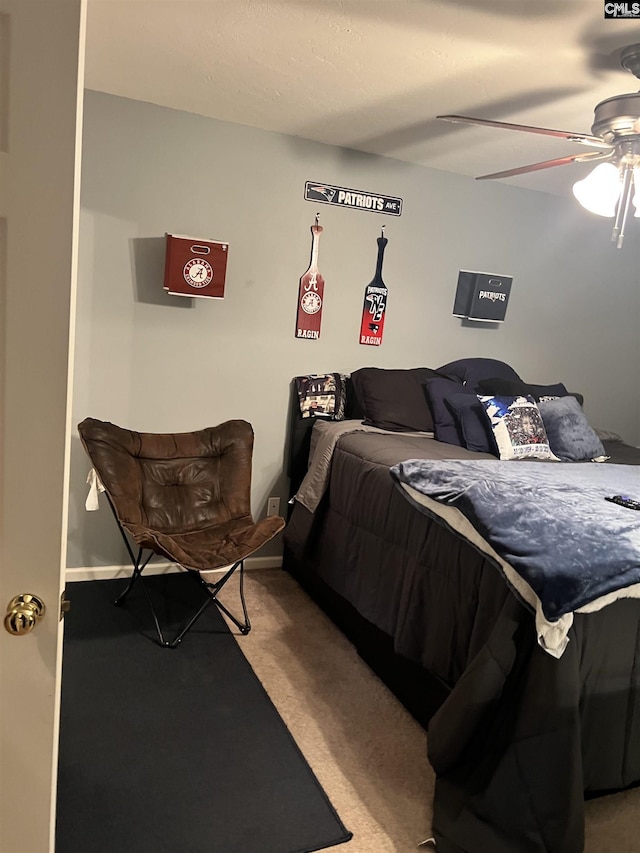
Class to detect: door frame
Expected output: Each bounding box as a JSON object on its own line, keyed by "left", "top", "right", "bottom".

{"left": 0, "top": 2, "right": 86, "bottom": 850}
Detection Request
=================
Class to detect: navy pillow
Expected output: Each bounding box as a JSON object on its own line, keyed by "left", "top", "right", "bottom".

{"left": 476, "top": 377, "right": 584, "bottom": 406}
{"left": 444, "top": 393, "right": 497, "bottom": 454}
{"left": 538, "top": 396, "right": 606, "bottom": 462}
{"left": 476, "top": 377, "right": 565, "bottom": 396}
{"left": 424, "top": 378, "right": 472, "bottom": 446}
{"left": 436, "top": 358, "right": 521, "bottom": 388}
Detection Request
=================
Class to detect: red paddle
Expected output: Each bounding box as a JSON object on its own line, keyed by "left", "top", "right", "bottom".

{"left": 295, "top": 216, "right": 325, "bottom": 340}
{"left": 359, "top": 228, "right": 388, "bottom": 346}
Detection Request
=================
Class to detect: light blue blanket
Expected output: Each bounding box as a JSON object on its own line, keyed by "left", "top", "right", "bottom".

{"left": 390, "top": 459, "right": 640, "bottom": 621}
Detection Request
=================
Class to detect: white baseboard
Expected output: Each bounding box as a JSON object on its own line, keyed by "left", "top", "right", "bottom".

{"left": 65, "top": 555, "right": 282, "bottom": 583}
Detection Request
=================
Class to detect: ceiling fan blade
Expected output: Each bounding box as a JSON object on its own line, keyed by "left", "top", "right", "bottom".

{"left": 436, "top": 114, "right": 613, "bottom": 149}
{"left": 475, "top": 150, "right": 612, "bottom": 181}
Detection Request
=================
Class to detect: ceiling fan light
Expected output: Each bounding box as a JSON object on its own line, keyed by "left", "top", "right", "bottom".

{"left": 572, "top": 162, "right": 620, "bottom": 218}
{"left": 633, "top": 168, "right": 640, "bottom": 218}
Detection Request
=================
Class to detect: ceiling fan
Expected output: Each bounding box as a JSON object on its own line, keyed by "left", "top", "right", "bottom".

{"left": 437, "top": 43, "right": 640, "bottom": 247}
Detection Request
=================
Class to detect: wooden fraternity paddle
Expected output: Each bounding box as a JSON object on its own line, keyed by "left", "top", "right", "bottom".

{"left": 359, "top": 227, "right": 388, "bottom": 346}
{"left": 295, "top": 215, "right": 324, "bottom": 340}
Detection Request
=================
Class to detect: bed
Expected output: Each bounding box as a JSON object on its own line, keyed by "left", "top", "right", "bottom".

{"left": 283, "top": 359, "right": 640, "bottom": 853}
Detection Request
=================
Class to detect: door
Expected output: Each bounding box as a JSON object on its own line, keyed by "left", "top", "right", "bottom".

{"left": 0, "top": 1, "right": 86, "bottom": 850}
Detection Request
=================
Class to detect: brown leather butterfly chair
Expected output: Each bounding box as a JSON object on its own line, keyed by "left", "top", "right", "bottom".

{"left": 77, "top": 418, "right": 285, "bottom": 647}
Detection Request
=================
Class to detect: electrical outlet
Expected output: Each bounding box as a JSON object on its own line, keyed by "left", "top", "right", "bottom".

{"left": 267, "top": 496, "right": 280, "bottom": 517}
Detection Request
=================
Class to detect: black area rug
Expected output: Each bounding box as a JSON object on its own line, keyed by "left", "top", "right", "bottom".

{"left": 56, "top": 573, "right": 352, "bottom": 853}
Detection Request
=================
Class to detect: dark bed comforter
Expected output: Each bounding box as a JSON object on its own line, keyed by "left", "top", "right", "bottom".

{"left": 284, "top": 428, "right": 640, "bottom": 853}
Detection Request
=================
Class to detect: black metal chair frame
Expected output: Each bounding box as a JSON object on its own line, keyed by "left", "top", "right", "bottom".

{"left": 106, "top": 494, "right": 251, "bottom": 648}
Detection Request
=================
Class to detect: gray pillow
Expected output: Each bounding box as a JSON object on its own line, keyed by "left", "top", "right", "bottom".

{"left": 538, "top": 397, "right": 606, "bottom": 461}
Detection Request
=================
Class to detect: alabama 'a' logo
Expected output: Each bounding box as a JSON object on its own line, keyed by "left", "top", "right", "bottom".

{"left": 183, "top": 258, "right": 213, "bottom": 288}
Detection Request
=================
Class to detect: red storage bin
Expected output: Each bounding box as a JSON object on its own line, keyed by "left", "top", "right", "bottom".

{"left": 164, "top": 233, "right": 229, "bottom": 298}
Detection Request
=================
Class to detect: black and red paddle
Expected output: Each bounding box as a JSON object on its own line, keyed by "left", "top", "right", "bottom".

{"left": 359, "top": 227, "right": 388, "bottom": 346}
{"left": 295, "top": 215, "right": 324, "bottom": 340}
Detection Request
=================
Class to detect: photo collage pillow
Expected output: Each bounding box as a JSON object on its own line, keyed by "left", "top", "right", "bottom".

{"left": 478, "top": 395, "right": 559, "bottom": 461}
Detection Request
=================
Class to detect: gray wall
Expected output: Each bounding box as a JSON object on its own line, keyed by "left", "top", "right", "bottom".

{"left": 68, "top": 90, "right": 640, "bottom": 568}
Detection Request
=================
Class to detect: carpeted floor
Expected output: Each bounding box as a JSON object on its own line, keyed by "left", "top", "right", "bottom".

{"left": 232, "top": 568, "right": 640, "bottom": 853}
{"left": 58, "top": 567, "right": 640, "bottom": 853}
{"left": 56, "top": 573, "right": 352, "bottom": 853}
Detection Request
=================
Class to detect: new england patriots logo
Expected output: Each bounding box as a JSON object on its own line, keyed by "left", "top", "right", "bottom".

{"left": 306, "top": 185, "right": 337, "bottom": 202}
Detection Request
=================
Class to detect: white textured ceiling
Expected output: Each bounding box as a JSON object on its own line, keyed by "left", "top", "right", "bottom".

{"left": 85, "top": 0, "right": 640, "bottom": 197}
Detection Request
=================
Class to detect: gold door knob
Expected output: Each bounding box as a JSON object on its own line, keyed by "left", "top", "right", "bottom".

{"left": 4, "top": 594, "right": 46, "bottom": 636}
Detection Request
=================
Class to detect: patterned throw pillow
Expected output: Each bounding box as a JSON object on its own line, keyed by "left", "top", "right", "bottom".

{"left": 295, "top": 373, "right": 346, "bottom": 419}
{"left": 478, "top": 395, "right": 559, "bottom": 461}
